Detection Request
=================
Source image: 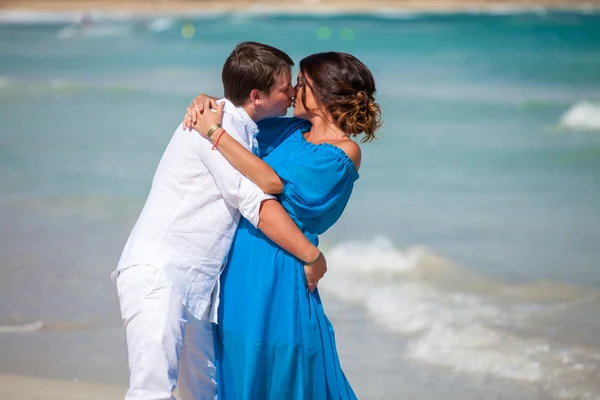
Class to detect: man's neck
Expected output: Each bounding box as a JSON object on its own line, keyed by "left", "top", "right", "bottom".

{"left": 241, "top": 105, "right": 260, "bottom": 122}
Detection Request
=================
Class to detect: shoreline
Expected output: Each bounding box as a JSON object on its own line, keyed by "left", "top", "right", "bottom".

{"left": 1, "top": 0, "right": 600, "bottom": 15}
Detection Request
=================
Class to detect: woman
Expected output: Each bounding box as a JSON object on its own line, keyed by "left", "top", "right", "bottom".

{"left": 188, "top": 52, "right": 381, "bottom": 399}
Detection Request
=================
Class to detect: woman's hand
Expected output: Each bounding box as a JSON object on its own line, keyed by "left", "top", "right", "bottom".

{"left": 305, "top": 253, "right": 327, "bottom": 293}
{"left": 183, "top": 94, "right": 219, "bottom": 130}
{"left": 189, "top": 98, "right": 225, "bottom": 139}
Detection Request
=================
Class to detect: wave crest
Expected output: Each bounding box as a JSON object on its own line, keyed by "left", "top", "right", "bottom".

{"left": 320, "top": 236, "right": 600, "bottom": 397}
{"left": 0, "top": 320, "right": 43, "bottom": 333}
{"left": 559, "top": 101, "right": 600, "bottom": 131}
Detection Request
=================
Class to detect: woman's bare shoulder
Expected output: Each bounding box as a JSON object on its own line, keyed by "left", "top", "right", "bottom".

{"left": 331, "top": 139, "right": 362, "bottom": 170}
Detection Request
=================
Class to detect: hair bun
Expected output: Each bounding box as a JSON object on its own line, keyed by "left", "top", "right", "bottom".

{"left": 355, "top": 90, "right": 371, "bottom": 107}
{"left": 331, "top": 90, "right": 380, "bottom": 142}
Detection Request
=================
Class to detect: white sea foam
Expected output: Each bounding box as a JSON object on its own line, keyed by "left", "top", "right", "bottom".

{"left": 559, "top": 101, "right": 600, "bottom": 131}
{"left": 0, "top": 10, "right": 150, "bottom": 25}
{"left": 320, "top": 236, "right": 600, "bottom": 397}
{"left": 147, "top": 18, "right": 174, "bottom": 33}
{"left": 1, "top": 8, "right": 599, "bottom": 25}
{"left": 0, "top": 320, "right": 43, "bottom": 333}
{"left": 0, "top": 10, "right": 82, "bottom": 24}
{"left": 407, "top": 324, "right": 546, "bottom": 382}
{"left": 56, "top": 22, "right": 134, "bottom": 39}
{"left": 56, "top": 25, "right": 78, "bottom": 39}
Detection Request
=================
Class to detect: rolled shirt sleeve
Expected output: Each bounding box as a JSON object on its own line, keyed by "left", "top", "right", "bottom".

{"left": 237, "top": 178, "right": 272, "bottom": 227}
{"left": 196, "top": 112, "right": 273, "bottom": 228}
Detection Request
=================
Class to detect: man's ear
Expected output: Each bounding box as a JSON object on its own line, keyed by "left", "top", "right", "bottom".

{"left": 249, "top": 89, "right": 261, "bottom": 104}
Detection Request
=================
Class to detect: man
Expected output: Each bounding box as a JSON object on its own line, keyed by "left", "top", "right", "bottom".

{"left": 112, "top": 42, "right": 326, "bottom": 400}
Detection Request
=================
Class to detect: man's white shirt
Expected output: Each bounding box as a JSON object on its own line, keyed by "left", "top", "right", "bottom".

{"left": 112, "top": 99, "right": 272, "bottom": 322}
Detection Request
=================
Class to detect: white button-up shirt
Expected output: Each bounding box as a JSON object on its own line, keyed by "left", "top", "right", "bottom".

{"left": 112, "top": 99, "right": 272, "bottom": 322}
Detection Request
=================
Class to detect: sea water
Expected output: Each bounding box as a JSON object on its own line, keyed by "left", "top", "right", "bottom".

{"left": 1, "top": 8, "right": 599, "bottom": 399}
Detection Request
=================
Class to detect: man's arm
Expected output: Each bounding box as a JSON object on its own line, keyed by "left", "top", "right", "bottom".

{"left": 196, "top": 117, "right": 272, "bottom": 227}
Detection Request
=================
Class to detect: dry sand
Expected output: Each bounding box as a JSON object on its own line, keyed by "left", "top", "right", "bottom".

{"left": 0, "top": 374, "right": 187, "bottom": 399}
{"left": 0, "top": 374, "right": 126, "bottom": 400}
{"left": 1, "top": 0, "right": 600, "bottom": 14}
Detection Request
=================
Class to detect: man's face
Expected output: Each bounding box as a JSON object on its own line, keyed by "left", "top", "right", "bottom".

{"left": 258, "top": 68, "right": 295, "bottom": 119}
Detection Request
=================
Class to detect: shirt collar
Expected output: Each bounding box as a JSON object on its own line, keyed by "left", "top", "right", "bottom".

{"left": 221, "top": 98, "right": 259, "bottom": 138}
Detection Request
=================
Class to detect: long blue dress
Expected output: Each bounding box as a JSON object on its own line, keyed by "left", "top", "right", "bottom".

{"left": 215, "top": 117, "right": 359, "bottom": 400}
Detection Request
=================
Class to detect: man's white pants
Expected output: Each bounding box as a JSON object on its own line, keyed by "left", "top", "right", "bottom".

{"left": 116, "top": 264, "right": 217, "bottom": 400}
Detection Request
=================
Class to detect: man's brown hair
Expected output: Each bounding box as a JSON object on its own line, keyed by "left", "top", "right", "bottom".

{"left": 222, "top": 42, "right": 294, "bottom": 106}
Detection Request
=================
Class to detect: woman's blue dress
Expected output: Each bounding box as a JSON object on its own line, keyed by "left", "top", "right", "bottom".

{"left": 215, "top": 117, "right": 359, "bottom": 400}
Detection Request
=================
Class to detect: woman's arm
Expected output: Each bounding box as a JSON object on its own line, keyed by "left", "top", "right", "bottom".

{"left": 189, "top": 98, "right": 284, "bottom": 195}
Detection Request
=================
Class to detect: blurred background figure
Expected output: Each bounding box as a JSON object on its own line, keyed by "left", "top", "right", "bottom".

{"left": 0, "top": 1, "right": 600, "bottom": 399}
{"left": 80, "top": 12, "right": 92, "bottom": 30}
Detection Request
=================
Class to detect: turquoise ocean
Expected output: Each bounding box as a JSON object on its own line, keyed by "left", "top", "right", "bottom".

{"left": 1, "top": 8, "right": 600, "bottom": 399}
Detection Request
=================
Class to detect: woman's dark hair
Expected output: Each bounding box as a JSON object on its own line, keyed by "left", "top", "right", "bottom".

{"left": 222, "top": 42, "right": 294, "bottom": 106}
{"left": 299, "top": 52, "right": 382, "bottom": 143}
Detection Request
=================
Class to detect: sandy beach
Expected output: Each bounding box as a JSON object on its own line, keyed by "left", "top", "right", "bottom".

{"left": 0, "top": 374, "right": 126, "bottom": 400}
{"left": 1, "top": 0, "right": 600, "bottom": 13}
{"left": 0, "top": 374, "right": 189, "bottom": 399}
{"left": 1, "top": 2, "right": 600, "bottom": 399}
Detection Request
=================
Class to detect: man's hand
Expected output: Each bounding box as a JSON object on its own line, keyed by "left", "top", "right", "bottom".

{"left": 305, "top": 252, "right": 327, "bottom": 293}
{"left": 183, "top": 94, "right": 219, "bottom": 130}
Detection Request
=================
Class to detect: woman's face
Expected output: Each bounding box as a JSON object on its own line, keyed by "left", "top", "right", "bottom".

{"left": 292, "top": 72, "right": 320, "bottom": 120}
